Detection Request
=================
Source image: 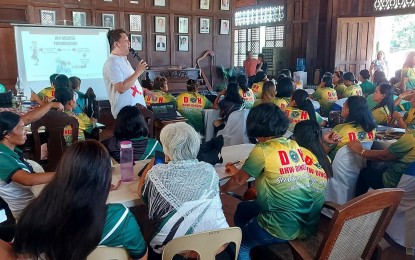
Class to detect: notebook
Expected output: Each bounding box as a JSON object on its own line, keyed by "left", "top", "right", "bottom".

{"left": 151, "top": 102, "right": 178, "bottom": 120}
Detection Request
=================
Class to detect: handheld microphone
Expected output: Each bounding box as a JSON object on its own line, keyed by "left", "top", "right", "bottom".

{"left": 129, "top": 48, "right": 141, "bottom": 61}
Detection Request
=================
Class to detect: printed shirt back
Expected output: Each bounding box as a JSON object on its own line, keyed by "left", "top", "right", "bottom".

{"left": 251, "top": 81, "right": 264, "bottom": 99}
{"left": 241, "top": 138, "right": 312, "bottom": 240}
{"left": 145, "top": 90, "right": 175, "bottom": 106}
{"left": 343, "top": 85, "right": 363, "bottom": 97}
{"left": 176, "top": 92, "right": 212, "bottom": 132}
{"left": 239, "top": 89, "right": 255, "bottom": 109}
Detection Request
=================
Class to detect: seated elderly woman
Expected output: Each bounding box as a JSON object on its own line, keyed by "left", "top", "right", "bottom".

{"left": 221, "top": 103, "right": 314, "bottom": 260}
{"left": 138, "top": 122, "right": 228, "bottom": 258}
{"left": 0, "top": 102, "right": 63, "bottom": 219}
{"left": 10, "top": 140, "right": 147, "bottom": 259}
{"left": 101, "top": 106, "right": 162, "bottom": 163}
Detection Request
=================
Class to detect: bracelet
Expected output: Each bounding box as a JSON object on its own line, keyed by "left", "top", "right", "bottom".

{"left": 361, "top": 149, "right": 365, "bottom": 157}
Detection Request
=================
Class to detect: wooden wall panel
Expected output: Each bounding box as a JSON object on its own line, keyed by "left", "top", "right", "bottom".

{"left": 0, "top": 0, "right": 234, "bottom": 91}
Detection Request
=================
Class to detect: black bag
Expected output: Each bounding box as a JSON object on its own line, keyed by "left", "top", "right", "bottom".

{"left": 197, "top": 135, "right": 224, "bottom": 165}
{"left": 0, "top": 91, "right": 13, "bottom": 107}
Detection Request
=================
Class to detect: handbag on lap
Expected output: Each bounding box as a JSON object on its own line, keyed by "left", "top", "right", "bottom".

{"left": 197, "top": 135, "right": 224, "bottom": 165}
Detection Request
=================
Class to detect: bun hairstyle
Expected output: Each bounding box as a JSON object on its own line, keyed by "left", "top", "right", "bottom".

{"left": 0, "top": 111, "right": 20, "bottom": 141}
{"left": 153, "top": 76, "right": 167, "bottom": 91}
{"left": 359, "top": 69, "right": 370, "bottom": 80}
{"left": 343, "top": 72, "right": 358, "bottom": 84}
{"left": 186, "top": 79, "right": 199, "bottom": 92}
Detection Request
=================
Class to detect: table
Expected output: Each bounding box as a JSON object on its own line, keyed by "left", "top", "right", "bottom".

{"left": 204, "top": 109, "right": 220, "bottom": 142}
{"left": 153, "top": 117, "right": 188, "bottom": 141}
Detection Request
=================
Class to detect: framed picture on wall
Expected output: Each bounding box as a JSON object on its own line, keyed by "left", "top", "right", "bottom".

{"left": 154, "top": 0, "right": 166, "bottom": 6}
{"left": 72, "top": 12, "right": 86, "bottom": 27}
{"left": 199, "top": 18, "right": 210, "bottom": 34}
{"left": 155, "top": 16, "right": 166, "bottom": 33}
{"left": 131, "top": 34, "right": 143, "bottom": 51}
{"left": 178, "top": 35, "right": 189, "bottom": 52}
{"left": 130, "top": 14, "right": 142, "bottom": 31}
{"left": 102, "top": 13, "right": 115, "bottom": 29}
{"left": 220, "top": 19, "right": 230, "bottom": 35}
{"left": 200, "top": 0, "right": 209, "bottom": 10}
{"left": 178, "top": 17, "right": 188, "bottom": 34}
{"left": 40, "top": 10, "right": 56, "bottom": 25}
{"left": 155, "top": 35, "right": 167, "bottom": 52}
{"left": 220, "top": 0, "right": 230, "bottom": 10}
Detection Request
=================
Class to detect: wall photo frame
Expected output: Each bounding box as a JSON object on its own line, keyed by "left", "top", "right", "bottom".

{"left": 220, "top": 19, "right": 230, "bottom": 35}
{"left": 199, "top": 18, "right": 210, "bottom": 34}
{"left": 130, "top": 14, "right": 142, "bottom": 31}
{"left": 155, "top": 16, "right": 166, "bottom": 33}
{"left": 178, "top": 35, "right": 189, "bottom": 52}
{"left": 154, "top": 0, "right": 166, "bottom": 6}
{"left": 72, "top": 12, "right": 86, "bottom": 27}
{"left": 40, "top": 10, "right": 56, "bottom": 25}
{"left": 220, "top": 0, "right": 230, "bottom": 10}
{"left": 102, "top": 13, "right": 115, "bottom": 29}
{"left": 155, "top": 35, "right": 167, "bottom": 52}
{"left": 178, "top": 17, "right": 189, "bottom": 34}
{"left": 131, "top": 34, "right": 143, "bottom": 51}
{"left": 200, "top": 0, "right": 210, "bottom": 10}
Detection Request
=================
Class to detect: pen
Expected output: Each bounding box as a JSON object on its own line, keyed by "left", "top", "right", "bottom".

{"left": 230, "top": 160, "right": 240, "bottom": 166}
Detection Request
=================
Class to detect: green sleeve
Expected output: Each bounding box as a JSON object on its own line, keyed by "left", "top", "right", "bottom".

{"left": 76, "top": 113, "right": 94, "bottom": 134}
{"left": 396, "top": 102, "right": 411, "bottom": 112}
{"left": 241, "top": 145, "right": 265, "bottom": 178}
{"left": 122, "top": 212, "right": 148, "bottom": 259}
{"left": 0, "top": 154, "right": 29, "bottom": 183}
{"left": 313, "top": 88, "right": 322, "bottom": 100}
{"left": 315, "top": 112, "right": 323, "bottom": 124}
{"left": 388, "top": 133, "right": 415, "bottom": 158}
{"left": 37, "top": 89, "right": 46, "bottom": 100}
{"left": 204, "top": 96, "right": 212, "bottom": 109}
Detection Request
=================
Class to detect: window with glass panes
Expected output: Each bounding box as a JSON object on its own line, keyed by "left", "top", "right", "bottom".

{"left": 234, "top": 27, "right": 260, "bottom": 67}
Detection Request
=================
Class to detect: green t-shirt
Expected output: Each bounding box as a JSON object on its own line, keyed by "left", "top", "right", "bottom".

{"left": 402, "top": 67, "right": 415, "bottom": 90}
{"left": 300, "top": 147, "right": 327, "bottom": 237}
{"left": 100, "top": 204, "right": 147, "bottom": 259}
{"left": 241, "top": 138, "right": 313, "bottom": 240}
{"left": 343, "top": 85, "right": 363, "bottom": 97}
{"left": 330, "top": 122, "right": 376, "bottom": 159}
{"left": 145, "top": 90, "right": 175, "bottom": 106}
{"left": 372, "top": 106, "right": 390, "bottom": 125}
{"left": 403, "top": 108, "right": 415, "bottom": 129}
{"left": 176, "top": 92, "right": 212, "bottom": 133}
{"left": 385, "top": 130, "right": 415, "bottom": 187}
{"left": 360, "top": 80, "right": 376, "bottom": 96}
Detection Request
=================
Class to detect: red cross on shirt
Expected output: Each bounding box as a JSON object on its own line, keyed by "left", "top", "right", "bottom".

{"left": 131, "top": 85, "right": 142, "bottom": 97}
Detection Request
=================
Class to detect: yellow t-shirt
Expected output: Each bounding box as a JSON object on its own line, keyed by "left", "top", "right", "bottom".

{"left": 314, "top": 87, "right": 338, "bottom": 113}
{"left": 251, "top": 82, "right": 264, "bottom": 99}
{"left": 372, "top": 106, "right": 391, "bottom": 125}
{"left": 283, "top": 107, "right": 310, "bottom": 132}
{"left": 335, "top": 83, "right": 347, "bottom": 98}
{"left": 239, "top": 89, "right": 255, "bottom": 109}
{"left": 176, "top": 92, "right": 212, "bottom": 133}
{"left": 37, "top": 86, "right": 55, "bottom": 102}
{"left": 343, "top": 85, "right": 363, "bottom": 97}
{"left": 274, "top": 97, "right": 290, "bottom": 109}
{"left": 144, "top": 90, "right": 175, "bottom": 106}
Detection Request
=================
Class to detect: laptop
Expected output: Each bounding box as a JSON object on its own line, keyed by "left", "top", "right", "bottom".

{"left": 151, "top": 102, "right": 178, "bottom": 120}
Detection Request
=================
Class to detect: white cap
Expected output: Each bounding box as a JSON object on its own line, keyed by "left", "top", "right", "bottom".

{"left": 120, "top": 141, "right": 132, "bottom": 149}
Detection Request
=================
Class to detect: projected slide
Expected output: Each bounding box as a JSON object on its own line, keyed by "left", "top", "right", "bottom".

{"left": 21, "top": 31, "right": 108, "bottom": 81}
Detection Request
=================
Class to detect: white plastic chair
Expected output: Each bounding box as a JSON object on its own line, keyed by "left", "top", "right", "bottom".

{"left": 162, "top": 227, "right": 242, "bottom": 260}
{"left": 386, "top": 163, "right": 415, "bottom": 254}
{"left": 87, "top": 246, "right": 129, "bottom": 260}
{"left": 325, "top": 141, "right": 373, "bottom": 205}
{"left": 217, "top": 109, "right": 250, "bottom": 147}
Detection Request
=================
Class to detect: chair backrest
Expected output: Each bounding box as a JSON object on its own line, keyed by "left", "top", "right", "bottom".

{"left": 317, "top": 189, "right": 404, "bottom": 260}
{"left": 26, "top": 159, "right": 45, "bottom": 173}
{"left": 136, "top": 103, "right": 154, "bottom": 138}
{"left": 162, "top": 227, "right": 242, "bottom": 260}
{"left": 217, "top": 109, "right": 250, "bottom": 147}
{"left": 87, "top": 246, "right": 129, "bottom": 260}
{"left": 325, "top": 141, "right": 373, "bottom": 205}
{"left": 31, "top": 109, "right": 79, "bottom": 172}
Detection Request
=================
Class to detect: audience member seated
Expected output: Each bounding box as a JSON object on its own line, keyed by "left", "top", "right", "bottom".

{"left": 11, "top": 140, "right": 148, "bottom": 259}
{"left": 144, "top": 76, "right": 175, "bottom": 106}
{"left": 253, "top": 81, "right": 278, "bottom": 107}
{"left": 275, "top": 77, "right": 295, "bottom": 109}
{"left": 251, "top": 71, "right": 268, "bottom": 99}
{"left": 366, "top": 77, "right": 390, "bottom": 109}
{"left": 359, "top": 69, "right": 375, "bottom": 96}
{"left": 36, "top": 73, "right": 59, "bottom": 103}
{"left": 394, "top": 89, "right": 414, "bottom": 112}
{"left": 280, "top": 68, "right": 292, "bottom": 79}
{"left": 326, "top": 96, "right": 377, "bottom": 160}
{"left": 139, "top": 122, "right": 228, "bottom": 258}
{"left": 342, "top": 72, "right": 363, "bottom": 97}
{"left": 313, "top": 73, "right": 338, "bottom": 116}
{"left": 213, "top": 82, "right": 245, "bottom": 134}
{"left": 237, "top": 75, "right": 255, "bottom": 109}
{"left": 221, "top": 103, "right": 314, "bottom": 260}
{"left": 102, "top": 106, "right": 162, "bottom": 163}
{"left": 333, "top": 70, "right": 346, "bottom": 98}
{"left": 285, "top": 89, "right": 325, "bottom": 132}
{"left": 399, "top": 51, "right": 415, "bottom": 92}
{"left": 55, "top": 87, "right": 96, "bottom": 146}
{"left": 294, "top": 120, "right": 334, "bottom": 237}
{"left": 69, "top": 76, "right": 86, "bottom": 114}
{"left": 347, "top": 128, "right": 415, "bottom": 195}
{"left": 402, "top": 95, "right": 415, "bottom": 129}
{"left": 0, "top": 103, "right": 63, "bottom": 219}
{"left": 176, "top": 80, "right": 212, "bottom": 133}
{"left": 372, "top": 83, "right": 406, "bottom": 128}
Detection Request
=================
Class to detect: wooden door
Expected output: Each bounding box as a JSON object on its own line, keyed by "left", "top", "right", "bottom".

{"left": 335, "top": 17, "right": 375, "bottom": 76}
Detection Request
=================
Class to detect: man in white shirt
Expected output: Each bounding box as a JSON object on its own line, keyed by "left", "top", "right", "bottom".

{"left": 103, "top": 29, "right": 151, "bottom": 118}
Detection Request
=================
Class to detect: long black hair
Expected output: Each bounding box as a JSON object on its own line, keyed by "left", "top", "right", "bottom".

{"left": 0, "top": 111, "right": 20, "bottom": 141}
{"left": 292, "top": 89, "right": 317, "bottom": 121}
{"left": 276, "top": 77, "right": 295, "bottom": 98}
{"left": 253, "top": 71, "right": 267, "bottom": 84}
{"left": 237, "top": 74, "right": 249, "bottom": 92}
{"left": 247, "top": 103, "right": 289, "bottom": 138}
{"left": 294, "top": 120, "right": 333, "bottom": 178}
{"left": 344, "top": 96, "right": 377, "bottom": 132}
{"left": 13, "top": 140, "right": 112, "bottom": 260}
{"left": 322, "top": 75, "right": 333, "bottom": 88}
{"left": 225, "top": 82, "right": 244, "bottom": 104}
{"left": 114, "top": 105, "right": 148, "bottom": 139}
{"left": 372, "top": 83, "right": 395, "bottom": 114}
